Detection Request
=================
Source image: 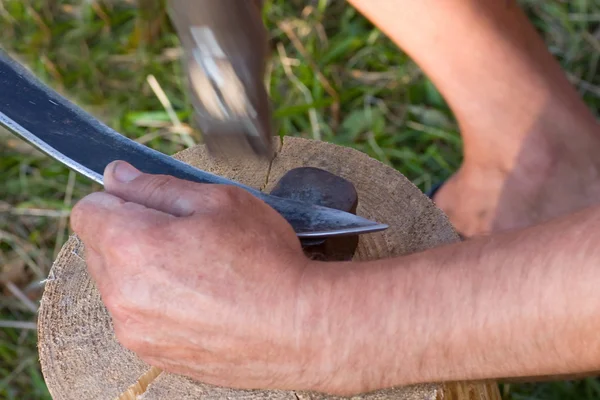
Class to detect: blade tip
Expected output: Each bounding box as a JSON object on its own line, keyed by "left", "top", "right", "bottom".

{"left": 297, "top": 222, "right": 389, "bottom": 239}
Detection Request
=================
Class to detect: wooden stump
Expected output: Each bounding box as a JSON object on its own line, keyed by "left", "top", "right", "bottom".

{"left": 38, "top": 137, "right": 501, "bottom": 400}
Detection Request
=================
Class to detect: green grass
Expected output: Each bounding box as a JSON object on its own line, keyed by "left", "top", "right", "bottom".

{"left": 0, "top": 0, "right": 599, "bottom": 399}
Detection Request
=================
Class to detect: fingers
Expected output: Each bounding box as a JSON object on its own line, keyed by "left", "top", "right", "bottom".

{"left": 71, "top": 191, "right": 177, "bottom": 322}
{"left": 70, "top": 191, "right": 174, "bottom": 254}
{"left": 71, "top": 192, "right": 124, "bottom": 253}
{"left": 103, "top": 161, "right": 216, "bottom": 217}
{"left": 103, "top": 160, "right": 254, "bottom": 217}
{"left": 84, "top": 247, "right": 118, "bottom": 303}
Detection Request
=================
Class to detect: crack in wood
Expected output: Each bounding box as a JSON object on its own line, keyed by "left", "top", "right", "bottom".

{"left": 39, "top": 137, "right": 500, "bottom": 400}
{"left": 260, "top": 136, "right": 284, "bottom": 192}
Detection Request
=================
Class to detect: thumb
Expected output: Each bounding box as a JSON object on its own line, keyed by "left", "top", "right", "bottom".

{"left": 103, "top": 160, "right": 209, "bottom": 217}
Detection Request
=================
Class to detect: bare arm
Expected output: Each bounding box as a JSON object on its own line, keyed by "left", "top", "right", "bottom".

{"left": 347, "top": 0, "right": 600, "bottom": 237}
{"left": 71, "top": 162, "right": 600, "bottom": 395}
{"left": 301, "top": 204, "right": 600, "bottom": 392}
{"left": 346, "top": 0, "right": 599, "bottom": 148}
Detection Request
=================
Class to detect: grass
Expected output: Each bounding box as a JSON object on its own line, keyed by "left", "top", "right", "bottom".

{"left": 0, "top": 0, "right": 599, "bottom": 398}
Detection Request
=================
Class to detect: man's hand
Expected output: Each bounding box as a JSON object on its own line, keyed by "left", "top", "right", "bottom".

{"left": 70, "top": 160, "right": 600, "bottom": 395}
{"left": 70, "top": 160, "right": 320, "bottom": 391}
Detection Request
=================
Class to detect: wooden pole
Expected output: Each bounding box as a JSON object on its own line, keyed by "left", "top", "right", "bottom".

{"left": 38, "top": 137, "right": 501, "bottom": 400}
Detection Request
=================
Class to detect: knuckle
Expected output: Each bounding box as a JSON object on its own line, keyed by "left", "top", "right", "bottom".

{"left": 103, "top": 290, "right": 131, "bottom": 321}
{"left": 110, "top": 300, "right": 152, "bottom": 355}
{"left": 136, "top": 175, "right": 202, "bottom": 217}
{"left": 104, "top": 292, "right": 143, "bottom": 340}
{"left": 113, "top": 324, "right": 140, "bottom": 352}
{"left": 140, "top": 175, "right": 179, "bottom": 204}
{"left": 70, "top": 193, "right": 104, "bottom": 232}
{"left": 70, "top": 200, "right": 86, "bottom": 223}
{"left": 102, "top": 227, "right": 138, "bottom": 258}
{"left": 74, "top": 192, "right": 104, "bottom": 210}
{"left": 102, "top": 218, "right": 159, "bottom": 256}
{"left": 208, "top": 185, "right": 244, "bottom": 208}
{"left": 132, "top": 223, "right": 173, "bottom": 257}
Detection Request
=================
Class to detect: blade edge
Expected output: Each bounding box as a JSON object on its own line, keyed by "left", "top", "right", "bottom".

{"left": 0, "top": 50, "right": 389, "bottom": 238}
{"left": 0, "top": 110, "right": 104, "bottom": 185}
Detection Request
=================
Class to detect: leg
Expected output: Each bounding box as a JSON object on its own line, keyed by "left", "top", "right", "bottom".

{"left": 348, "top": 0, "right": 600, "bottom": 237}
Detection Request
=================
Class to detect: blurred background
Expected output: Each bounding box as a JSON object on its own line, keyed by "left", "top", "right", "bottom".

{"left": 0, "top": 0, "right": 599, "bottom": 398}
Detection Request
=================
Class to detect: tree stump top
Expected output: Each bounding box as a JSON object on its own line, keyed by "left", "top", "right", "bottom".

{"left": 38, "top": 136, "right": 500, "bottom": 400}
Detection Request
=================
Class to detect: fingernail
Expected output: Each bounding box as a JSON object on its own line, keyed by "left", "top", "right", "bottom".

{"left": 113, "top": 161, "right": 142, "bottom": 183}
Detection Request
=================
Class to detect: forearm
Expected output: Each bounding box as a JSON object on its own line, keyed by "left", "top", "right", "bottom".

{"left": 303, "top": 205, "right": 600, "bottom": 393}
{"left": 347, "top": 0, "right": 599, "bottom": 160}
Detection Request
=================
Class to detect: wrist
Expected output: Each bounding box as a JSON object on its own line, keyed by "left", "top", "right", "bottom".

{"left": 295, "top": 259, "right": 416, "bottom": 395}
{"left": 293, "top": 259, "right": 361, "bottom": 394}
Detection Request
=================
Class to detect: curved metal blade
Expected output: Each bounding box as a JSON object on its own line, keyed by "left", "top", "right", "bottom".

{"left": 0, "top": 50, "right": 388, "bottom": 238}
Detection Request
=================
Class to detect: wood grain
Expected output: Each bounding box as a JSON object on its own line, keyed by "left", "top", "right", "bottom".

{"left": 38, "top": 136, "right": 499, "bottom": 400}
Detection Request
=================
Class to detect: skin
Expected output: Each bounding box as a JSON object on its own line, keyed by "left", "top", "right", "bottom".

{"left": 70, "top": 0, "right": 600, "bottom": 395}
{"left": 348, "top": 0, "right": 600, "bottom": 237}
{"left": 71, "top": 161, "right": 600, "bottom": 395}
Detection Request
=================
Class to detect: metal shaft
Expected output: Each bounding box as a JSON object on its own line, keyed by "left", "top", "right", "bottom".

{"left": 167, "top": 0, "right": 274, "bottom": 159}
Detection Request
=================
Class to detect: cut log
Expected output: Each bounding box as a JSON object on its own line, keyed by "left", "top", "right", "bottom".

{"left": 38, "top": 136, "right": 501, "bottom": 400}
